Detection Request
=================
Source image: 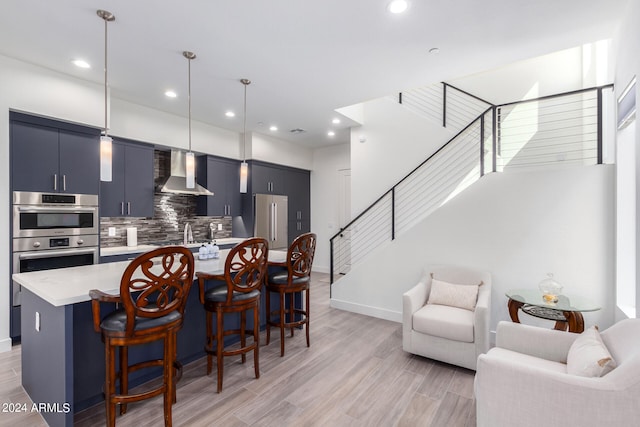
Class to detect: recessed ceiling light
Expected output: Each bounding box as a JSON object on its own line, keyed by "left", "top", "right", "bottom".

{"left": 164, "top": 90, "right": 177, "bottom": 98}
{"left": 332, "top": 118, "right": 341, "bottom": 124}
{"left": 327, "top": 131, "right": 335, "bottom": 137}
{"left": 225, "top": 111, "right": 235, "bottom": 118}
{"left": 269, "top": 125, "right": 278, "bottom": 131}
{"left": 388, "top": 0, "right": 408, "bottom": 14}
{"left": 72, "top": 59, "right": 91, "bottom": 69}
{"left": 429, "top": 47, "right": 440, "bottom": 54}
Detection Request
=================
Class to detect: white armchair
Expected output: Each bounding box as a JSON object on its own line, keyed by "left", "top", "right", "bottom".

{"left": 402, "top": 265, "right": 491, "bottom": 370}
{"left": 475, "top": 319, "right": 640, "bottom": 427}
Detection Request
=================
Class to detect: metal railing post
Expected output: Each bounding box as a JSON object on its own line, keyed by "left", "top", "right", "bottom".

{"left": 597, "top": 87, "right": 603, "bottom": 164}
{"left": 442, "top": 83, "right": 447, "bottom": 128}
{"left": 480, "top": 114, "right": 485, "bottom": 177}
{"left": 391, "top": 188, "right": 396, "bottom": 240}
{"left": 330, "top": 237, "right": 334, "bottom": 288}
{"left": 493, "top": 106, "right": 499, "bottom": 172}
{"left": 398, "top": 92, "right": 403, "bottom": 105}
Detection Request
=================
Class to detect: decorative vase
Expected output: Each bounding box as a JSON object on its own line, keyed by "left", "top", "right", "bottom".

{"left": 538, "top": 273, "right": 563, "bottom": 303}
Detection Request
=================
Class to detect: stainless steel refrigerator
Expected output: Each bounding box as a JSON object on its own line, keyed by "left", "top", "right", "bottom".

{"left": 254, "top": 194, "right": 288, "bottom": 250}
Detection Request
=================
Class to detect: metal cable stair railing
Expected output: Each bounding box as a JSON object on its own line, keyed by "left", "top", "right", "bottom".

{"left": 329, "top": 83, "right": 614, "bottom": 288}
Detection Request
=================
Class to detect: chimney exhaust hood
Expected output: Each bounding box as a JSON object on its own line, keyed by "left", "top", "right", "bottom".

{"left": 159, "top": 150, "right": 213, "bottom": 196}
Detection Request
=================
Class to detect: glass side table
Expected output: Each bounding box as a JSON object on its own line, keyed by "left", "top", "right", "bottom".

{"left": 505, "top": 289, "right": 600, "bottom": 333}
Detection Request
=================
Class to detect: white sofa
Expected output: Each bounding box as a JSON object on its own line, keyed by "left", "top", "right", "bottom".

{"left": 402, "top": 265, "right": 491, "bottom": 370}
{"left": 475, "top": 319, "right": 640, "bottom": 427}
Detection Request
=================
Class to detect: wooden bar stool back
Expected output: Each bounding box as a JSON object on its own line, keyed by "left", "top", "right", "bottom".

{"left": 90, "top": 246, "right": 195, "bottom": 427}
{"left": 196, "top": 237, "right": 269, "bottom": 392}
{"left": 266, "top": 232, "right": 317, "bottom": 356}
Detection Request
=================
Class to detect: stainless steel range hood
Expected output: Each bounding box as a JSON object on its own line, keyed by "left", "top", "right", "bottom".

{"left": 159, "top": 150, "right": 213, "bottom": 196}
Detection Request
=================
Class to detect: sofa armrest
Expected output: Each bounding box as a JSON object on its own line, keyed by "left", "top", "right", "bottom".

{"left": 495, "top": 321, "right": 579, "bottom": 363}
{"left": 473, "top": 282, "right": 492, "bottom": 355}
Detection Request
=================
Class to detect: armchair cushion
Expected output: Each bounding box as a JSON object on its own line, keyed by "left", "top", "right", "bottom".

{"left": 427, "top": 278, "right": 480, "bottom": 310}
{"left": 413, "top": 304, "right": 474, "bottom": 342}
{"left": 567, "top": 326, "right": 616, "bottom": 377}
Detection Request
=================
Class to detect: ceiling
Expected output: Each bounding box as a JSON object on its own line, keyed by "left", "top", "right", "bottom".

{"left": 0, "top": 0, "right": 629, "bottom": 148}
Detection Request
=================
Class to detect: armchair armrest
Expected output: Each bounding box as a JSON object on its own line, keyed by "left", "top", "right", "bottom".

{"left": 495, "top": 321, "right": 579, "bottom": 363}
{"left": 88, "top": 289, "right": 121, "bottom": 333}
{"left": 475, "top": 350, "right": 631, "bottom": 427}
{"left": 473, "top": 282, "right": 491, "bottom": 355}
{"left": 402, "top": 280, "right": 428, "bottom": 351}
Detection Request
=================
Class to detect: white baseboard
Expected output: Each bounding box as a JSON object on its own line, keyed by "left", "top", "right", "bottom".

{"left": 330, "top": 298, "right": 402, "bottom": 323}
{"left": 0, "top": 337, "right": 13, "bottom": 353}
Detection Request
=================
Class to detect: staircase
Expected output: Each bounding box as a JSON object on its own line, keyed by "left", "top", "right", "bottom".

{"left": 329, "top": 83, "right": 614, "bottom": 287}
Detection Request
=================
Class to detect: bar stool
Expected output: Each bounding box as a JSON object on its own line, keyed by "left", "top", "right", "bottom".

{"left": 89, "top": 246, "right": 195, "bottom": 427}
{"left": 196, "top": 237, "right": 269, "bottom": 392}
{"left": 265, "top": 232, "right": 316, "bottom": 356}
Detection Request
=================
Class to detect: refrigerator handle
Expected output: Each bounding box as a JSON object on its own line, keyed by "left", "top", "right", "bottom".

{"left": 269, "top": 202, "right": 275, "bottom": 241}
{"left": 273, "top": 202, "right": 278, "bottom": 242}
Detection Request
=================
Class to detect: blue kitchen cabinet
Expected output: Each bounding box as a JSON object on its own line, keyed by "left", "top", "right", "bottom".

{"left": 285, "top": 168, "right": 311, "bottom": 243}
{"left": 10, "top": 113, "right": 100, "bottom": 194}
{"left": 196, "top": 155, "right": 241, "bottom": 216}
{"left": 100, "top": 138, "right": 154, "bottom": 217}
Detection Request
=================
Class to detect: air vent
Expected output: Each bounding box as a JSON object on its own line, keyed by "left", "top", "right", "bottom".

{"left": 289, "top": 128, "right": 306, "bottom": 134}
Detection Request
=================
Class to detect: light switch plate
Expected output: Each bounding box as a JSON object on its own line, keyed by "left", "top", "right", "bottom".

{"left": 217, "top": 224, "right": 223, "bottom": 231}
{"left": 108, "top": 227, "right": 116, "bottom": 237}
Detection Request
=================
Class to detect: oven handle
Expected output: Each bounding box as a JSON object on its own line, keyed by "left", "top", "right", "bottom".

{"left": 17, "top": 248, "right": 98, "bottom": 260}
{"left": 17, "top": 206, "right": 97, "bottom": 213}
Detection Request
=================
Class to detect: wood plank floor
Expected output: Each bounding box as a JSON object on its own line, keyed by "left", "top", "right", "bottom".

{"left": 0, "top": 273, "right": 476, "bottom": 426}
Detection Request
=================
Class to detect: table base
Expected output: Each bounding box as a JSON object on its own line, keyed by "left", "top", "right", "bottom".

{"left": 507, "top": 299, "right": 584, "bottom": 333}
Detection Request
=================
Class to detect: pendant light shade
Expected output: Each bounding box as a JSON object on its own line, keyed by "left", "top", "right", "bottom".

{"left": 240, "top": 78, "right": 251, "bottom": 193}
{"left": 184, "top": 51, "right": 196, "bottom": 189}
{"left": 97, "top": 9, "right": 115, "bottom": 182}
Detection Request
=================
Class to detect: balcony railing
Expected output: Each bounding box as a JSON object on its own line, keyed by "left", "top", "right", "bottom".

{"left": 330, "top": 84, "right": 614, "bottom": 287}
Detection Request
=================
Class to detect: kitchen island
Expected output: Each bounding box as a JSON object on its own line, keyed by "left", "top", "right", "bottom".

{"left": 12, "top": 247, "right": 286, "bottom": 427}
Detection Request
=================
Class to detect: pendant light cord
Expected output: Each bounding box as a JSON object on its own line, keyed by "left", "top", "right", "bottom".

{"left": 188, "top": 56, "right": 192, "bottom": 152}
{"left": 243, "top": 82, "right": 247, "bottom": 161}
{"left": 103, "top": 17, "right": 108, "bottom": 136}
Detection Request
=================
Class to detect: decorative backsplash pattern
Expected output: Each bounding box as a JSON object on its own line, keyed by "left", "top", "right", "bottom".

{"left": 100, "top": 150, "right": 232, "bottom": 247}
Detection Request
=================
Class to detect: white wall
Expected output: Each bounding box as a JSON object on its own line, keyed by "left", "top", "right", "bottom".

{"left": 310, "top": 143, "right": 351, "bottom": 273}
{"left": 351, "top": 97, "right": 453, "bottom": 213}
{"left": 0, "top": 54, "right": 313, "bottom": 351}
{"left": 613, "top": 0, "right": 640, "bottom": 321}
{"left": 250, "top": 132, "right": 313, "bottom": 170}
{"left": 331, "top": 166, "right": 615, "bottom": 333}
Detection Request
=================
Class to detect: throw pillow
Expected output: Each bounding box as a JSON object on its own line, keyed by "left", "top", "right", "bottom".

{"left": 427, "top": 278, "right": 480, "bottom": 311}
{"left": 566, "top": 326, "right": 616, "bottom": 377}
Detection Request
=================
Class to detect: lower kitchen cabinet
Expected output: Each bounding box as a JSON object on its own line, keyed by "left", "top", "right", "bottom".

{"left": 100, "top": 139, "right": 154, "bottom": 217}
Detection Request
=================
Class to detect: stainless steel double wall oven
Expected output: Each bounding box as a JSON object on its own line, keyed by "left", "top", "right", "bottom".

{"left": 12, "top": 191, "right": 99, "bottom": 306}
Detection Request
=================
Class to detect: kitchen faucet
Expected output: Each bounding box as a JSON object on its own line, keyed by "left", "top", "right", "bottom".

{"left": 209, "top": 223, "right": 216, "bottom": 240}
{"left": 184, "top": 223, "right": 193, "bottom": 245}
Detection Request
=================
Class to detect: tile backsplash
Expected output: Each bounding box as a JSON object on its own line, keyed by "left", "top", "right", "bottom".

{"left": 100, "top": 150, "right": 232, "bottom": 247}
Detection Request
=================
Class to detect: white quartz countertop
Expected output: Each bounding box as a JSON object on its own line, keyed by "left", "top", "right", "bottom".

{"left": 100, "top": 238, "right": 247, "bottom": 257}
{"left": 13, "top": 248, "right": 287, "bottom": 307}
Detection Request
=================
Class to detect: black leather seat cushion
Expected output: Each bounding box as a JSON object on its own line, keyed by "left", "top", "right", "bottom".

{"left": 100, "top": 309, "right": 181, "bottom": 332}
{"left": 269, "top": 273, "right": 310, "bottom": 285}
{"left": 204, "top": 284, "right": 260, "bottom": 303}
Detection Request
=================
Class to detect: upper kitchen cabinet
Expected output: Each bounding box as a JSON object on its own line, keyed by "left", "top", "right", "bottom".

{"left": 251, "top": 162, "right": 286, "bottom": 194}
{"left": 196, "top": 155, "right": 241, "bottom": 216}
{"left": 100, "top": 138, "right": 154, "bottom": 217}
{"left": 11, "top": 113, "right": 100, "bottom": 194}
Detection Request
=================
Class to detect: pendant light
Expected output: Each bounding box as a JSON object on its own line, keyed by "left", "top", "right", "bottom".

{"left": 239, "top": 78, "right": 251, "bottom": 193}
{"left": 184, "top": 51, "right": 196, "bottom": 189}
{"left": 97, "top": 9, "right": 115, "bottom": 182}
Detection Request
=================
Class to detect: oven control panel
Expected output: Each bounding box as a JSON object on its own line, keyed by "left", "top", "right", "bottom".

{"left": 13, "top": 235, "right": 99, "bottom": 252}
